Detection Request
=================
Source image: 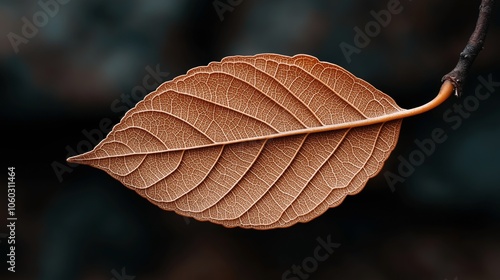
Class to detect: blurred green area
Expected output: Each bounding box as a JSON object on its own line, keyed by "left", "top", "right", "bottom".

{"left": 2, "top": 0, "right": 500, "bottom": 279}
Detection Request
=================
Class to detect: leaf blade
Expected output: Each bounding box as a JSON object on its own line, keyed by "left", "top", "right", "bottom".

{"left": 68, "top": 53, "right": 430, "bottom": 229}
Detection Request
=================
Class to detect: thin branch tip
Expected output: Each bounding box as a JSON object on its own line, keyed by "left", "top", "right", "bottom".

{"left": 442, "top": 0, "right": 495, "bottom": 97}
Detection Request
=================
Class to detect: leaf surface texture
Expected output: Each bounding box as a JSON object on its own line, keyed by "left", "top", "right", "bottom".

{"left": 69, "top": 54, "right": 405, "bottom": 229}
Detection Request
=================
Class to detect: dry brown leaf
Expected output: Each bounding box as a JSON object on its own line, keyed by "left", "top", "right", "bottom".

{"left": 67, "top": 54, "right": 453, "bottom": 229}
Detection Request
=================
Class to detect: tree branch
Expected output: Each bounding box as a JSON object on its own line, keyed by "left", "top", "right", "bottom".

{"left": 441, "top": 0, "right": 495, "bottom": 97}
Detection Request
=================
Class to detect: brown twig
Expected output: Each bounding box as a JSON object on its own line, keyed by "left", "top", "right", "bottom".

{"left": 441, "top": 0, "right": 495, "bottom": 97}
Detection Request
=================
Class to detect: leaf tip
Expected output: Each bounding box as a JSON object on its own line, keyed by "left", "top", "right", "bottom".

{"left": 66, "top": 155, "right": 78, "bottom": 164}
{"left": 66, "top": 153, "right": 87, "bottom": 165}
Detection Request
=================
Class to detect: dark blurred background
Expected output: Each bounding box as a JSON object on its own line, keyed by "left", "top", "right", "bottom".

{"left": 2, "top": 0, "right": 500, "bottom": 279}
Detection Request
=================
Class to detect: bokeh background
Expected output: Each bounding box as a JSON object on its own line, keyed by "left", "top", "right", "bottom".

{"left": 2, "top": 0, "right": 500, "bottom": 279}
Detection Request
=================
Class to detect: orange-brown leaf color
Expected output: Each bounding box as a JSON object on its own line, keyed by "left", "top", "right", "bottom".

{"left": 68, "top": 54, "right": 453, "bottom": 229}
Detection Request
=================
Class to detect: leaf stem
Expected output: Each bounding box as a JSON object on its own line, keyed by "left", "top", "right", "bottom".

{"left": 442, "top": 0, "right": 495, "bottom": 97}
{"left": 400, "top": 80, "right": 454, "bottom": 118}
